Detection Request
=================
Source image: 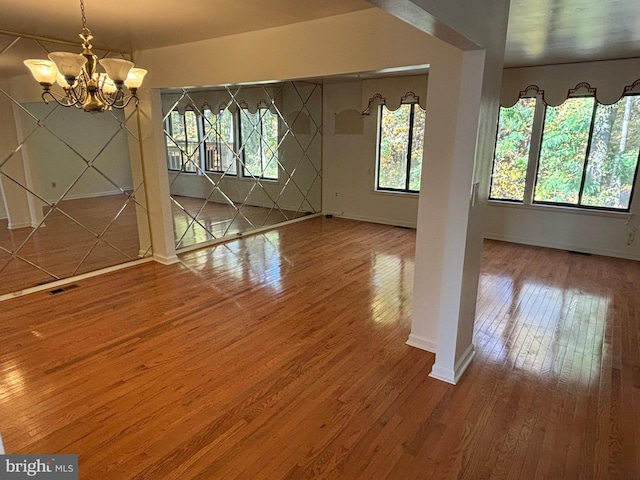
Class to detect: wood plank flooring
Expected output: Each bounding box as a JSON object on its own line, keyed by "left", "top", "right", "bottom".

{"left": 0, "top": 194, "right": 304, "bottom": 296}
{"left": 0, "top": 217, "right": 638, "bottom": 479}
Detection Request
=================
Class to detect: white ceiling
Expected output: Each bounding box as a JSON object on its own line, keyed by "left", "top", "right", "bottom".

{"left": 506, "top": 0, "right": 640, "bottom": 67}
{"left": 0, "top": 0, "right": 374, "bottom": 52}
{"left": 0, "top": 0, "right": 639, "bottom": 76}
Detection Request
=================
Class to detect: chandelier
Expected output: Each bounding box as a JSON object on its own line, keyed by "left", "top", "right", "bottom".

{"left": 23, "top": 0, "right": 147, "bottom": 113}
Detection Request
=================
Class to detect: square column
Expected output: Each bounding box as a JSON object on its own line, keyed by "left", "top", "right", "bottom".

{"left": 408, "top": 44, "right": 487, "bottom": 383}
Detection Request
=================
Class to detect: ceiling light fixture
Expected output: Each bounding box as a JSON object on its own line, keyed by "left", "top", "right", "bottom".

{"left": 23, "top": 0, "right": 147, "bottom": 113}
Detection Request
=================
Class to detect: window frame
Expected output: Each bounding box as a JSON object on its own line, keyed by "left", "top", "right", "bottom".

{"left": 164, "top": 110, "right": 202, "bottom": 174}
{"left": 488, "top": 96, "right": 538, "bottom": 203}
{"left": 489, "top": 92, "right": 640, "bottom": 213}
{"left": 375, "top": 102, "right": 425, "bottom": 194}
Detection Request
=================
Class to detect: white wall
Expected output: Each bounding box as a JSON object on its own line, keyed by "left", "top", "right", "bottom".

{"left": 322, "top": 75, "right": 427, "bottom": 227}
{"left": 486, "top": 58, "right": 640, "bottom": 260}
{"left": 20, "top": 103, "right": 134, "bottom": 203}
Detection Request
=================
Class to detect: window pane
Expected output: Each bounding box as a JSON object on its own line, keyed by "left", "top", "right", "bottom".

{"left": 169, "top": 111, "right": 185, "bottom": 143}
{"left": 241, "top": 109, "right": 260, "bottom": 177}
{"left": 204, "top": 109, "right": 236, "bottom": 174}
{"left": 535, "top": 97, "right": 594, "bottom": 204}
{"left": 165, "top": 112, "right": 183, "bottom": 171}
{"left": 489, "top": 98, "right": 536, "bottom": 201}
{"left": 581, "top": 96, "right": 640, "bottom": 209}
{"left": 183, "top": 110, "right": 200, "bottom": 173}
{"left": 409, "top": 105, "right": 426, "bottom": 191}
{"left": 378, "top": 104, "right": 410, "bottom": 190}
{"left": 261, "top": 109, "right": 279, "bottom": 180}
{"left": 241, "top": 108, "right": 278, "bottom": 180}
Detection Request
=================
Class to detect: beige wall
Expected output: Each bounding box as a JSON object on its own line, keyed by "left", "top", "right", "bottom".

{"left": 137, "top": 9, "right": 435, "bottom": 89}
{"left": 322, "top": 75, "right": 427, "bottom": 227}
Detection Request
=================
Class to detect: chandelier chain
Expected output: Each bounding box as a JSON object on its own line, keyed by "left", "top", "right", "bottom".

{"left": 80, "top": 0, "right": 90, "bottom": 35}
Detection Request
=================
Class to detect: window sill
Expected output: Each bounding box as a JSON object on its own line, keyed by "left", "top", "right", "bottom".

{"left": 169, "top": 170, "right": 280, "bottom": 184}
{"left": 372, "top": 189, "right": 420, "bottom": 199}
{"left": 487, "top": 200, "right": 632, "bottom": 219}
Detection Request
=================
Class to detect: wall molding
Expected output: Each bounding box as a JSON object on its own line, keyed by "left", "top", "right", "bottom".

{"left": 323, "top": 210, "right": 417, "bottom": 229}
{"left": 429, "top": 343, "right": 476, "bottom": 385}
{"left": 153, "top": 253, "right": 180, "bottom": 265}
{"left": 0, "top": 256, "right": 154, "bottom": 303}
{"left": 44, "top": 187, "right": 135, "bottom": 204}
{"left": 406, "top": 333, "right": 436, "bottom": 353}
{"left": 484, "top": 233, "right": 640, "bottom": 261}
{"left": 7, "top": 220, "right": 33, "bottom": 230}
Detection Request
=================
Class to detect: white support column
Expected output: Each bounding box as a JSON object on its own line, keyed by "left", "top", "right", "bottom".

{"left": 12, "top": 103, "right": 44, "bottom": 229}
{"left": 370, "top": 0, "right": 509, "bottom": 385}
{"left": 125, "top": 102, "right": 152, "bottom": 258}
{"left": 408, "top": 45, "right": 486, "bottom": 385}
{"left": 0, "top": 92, "right": 34, "bottom": 230}
{"left": 134, "top": 88, "right": 178, "bottom": 265}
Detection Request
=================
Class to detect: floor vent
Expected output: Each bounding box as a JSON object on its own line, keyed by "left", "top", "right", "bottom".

{"left": 49, "top": 284, "right": 79, "bottom": 295}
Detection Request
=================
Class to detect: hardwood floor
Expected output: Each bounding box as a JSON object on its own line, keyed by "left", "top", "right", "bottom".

{"left": 0, "top": 217, "right": 638, "bottom": 479}
{"left": 0, "top": 194, "right": 305, "bottom": 295}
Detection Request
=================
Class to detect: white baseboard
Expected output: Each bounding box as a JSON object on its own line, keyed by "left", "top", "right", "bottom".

{"left": 45, "top": 188, "right": 135, "bottom": 203}
{"left": 153, "top": 253, "right": 180, "bottom": 265}
{"left": 484, "top": 233, "right": 640, "bottom": 261}
{"left": 323, "top": 210, "right": 417, "bottom": 229}
{"left": 7, "top": 221, "right": 33, "bottom": 230}
{"left": 0, "top": 257, "right": 153, "bottom": 303}
{"left": 171, "top": 193, "right": 309, "bottom": 214}
{"left": 429, "top": 343, "right": 476, "bottom": 385}
{"left": 406, "top": 333, "right": 437, "bottom": 353}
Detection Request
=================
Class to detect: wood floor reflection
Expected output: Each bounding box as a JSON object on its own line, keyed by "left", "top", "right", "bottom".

{"left": 0, "top": 194, "right": 306, "bottom": 295}
{"left": 0, "top": 219, "right": 638, "bottom": 479}
{"left": 171, "top": 195, "right": 310, "bottom": 248}
{"left": 0, "top": 195, "right": 143, "bottom": 295}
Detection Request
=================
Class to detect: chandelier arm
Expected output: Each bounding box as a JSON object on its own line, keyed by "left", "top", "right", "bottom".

{"left": 93, "top": 87, "right": 138, "bottom": 110}
{"left": 66, "top": 81, "right": 88, "bottom": 107}
{"left": 42, "top": 89, "right": 79, "bottom": 108}
{"left": 107, "top": 93, "right": 139, "bottom": 110}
